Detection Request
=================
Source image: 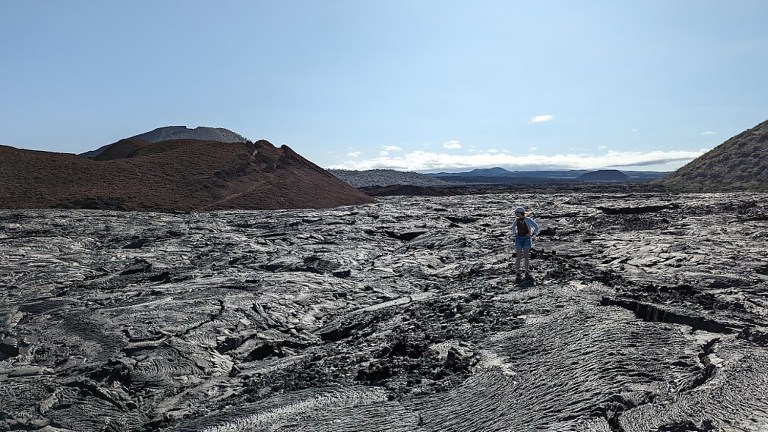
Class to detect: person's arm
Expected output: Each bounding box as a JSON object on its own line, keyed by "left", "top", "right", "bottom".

{"left": 528, "top": 218, "right": 540, "bottom": 236}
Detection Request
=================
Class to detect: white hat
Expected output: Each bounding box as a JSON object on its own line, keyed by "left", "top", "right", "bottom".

{"left": 514, "top": 207, "right": 526, "bottom": 215}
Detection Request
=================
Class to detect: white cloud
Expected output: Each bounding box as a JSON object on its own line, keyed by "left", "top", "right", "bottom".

{"left": 328, "top": 148, "right": 708, "bottom": 172}
{"left": 379, "top": 145, "right": 404, "bottom": 157}
{"left": 346, "top": 151, "right": 362, "bottom": 158}
{"left": 702, "top": 131, "right": 718, "bottom": 135}
{"left": 529, "top": 146, "right": 539, "bottom": 152}
{"left": 442, "top": 140, "right": 462, "bottom": 149}
{"left": 598, "top": 145, "right": 607, "bottom": 150}
{"left": 530, "top": 114, "right": 553, "bottom": 124}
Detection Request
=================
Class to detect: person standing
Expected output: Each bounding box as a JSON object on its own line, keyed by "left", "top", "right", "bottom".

{"left": 512, "top": 206, "right": 540, "bottom": 283}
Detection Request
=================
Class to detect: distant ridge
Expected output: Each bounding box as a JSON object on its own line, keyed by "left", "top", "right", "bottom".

{"left": 661, "top": 120, "right": 768, "bottom": 191}
{"left": 577, "top": 169, "right": 630, "bottom": 182}
{"left": 81, "top": 126, "right": 248, "bottom": 158}
{"left": 332, "top": 168, "right": 668, "bottom": 186}
{"left": 464, "top": 167, "right": 513, "bottom": 177}
{"left": 433, "top": 167, "right": 514, "bottom": 177}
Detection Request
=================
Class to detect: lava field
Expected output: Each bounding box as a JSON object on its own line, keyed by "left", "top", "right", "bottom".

{"left": 2, "top": 192, "right": 768, "bottom": 431}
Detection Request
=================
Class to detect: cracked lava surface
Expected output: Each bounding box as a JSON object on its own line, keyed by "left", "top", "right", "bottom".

{"left": 2, "top": 192, "right": 768, "bottom": 431}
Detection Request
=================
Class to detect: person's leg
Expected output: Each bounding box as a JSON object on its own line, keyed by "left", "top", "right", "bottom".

{"left": 514, "top": 236, "right": 523, "bottom": 281}
{"left": 521, "top": 235, "right": 532, "bottom": 277}
{"left": 523, "top": 247, "right": 530, "bottom": 275}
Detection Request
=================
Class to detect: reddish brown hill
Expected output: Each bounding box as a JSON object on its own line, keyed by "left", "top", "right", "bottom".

{"left": 0, "top": 140, "right": 375, "bottom": 211}
{"left": 660, "top": 119, "right": 768, "bottom": 191}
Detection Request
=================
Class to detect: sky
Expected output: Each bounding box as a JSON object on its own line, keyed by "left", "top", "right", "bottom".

{"left": 1, "top": 1, "right": 767, "bottom": 172}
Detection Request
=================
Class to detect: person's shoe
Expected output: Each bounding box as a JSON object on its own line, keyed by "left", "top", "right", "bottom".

{"left": 524, "top": 273, "right": 533, "bottom": 281}
{"left": 515, "top": 274, "right": 523, "bottom": 283}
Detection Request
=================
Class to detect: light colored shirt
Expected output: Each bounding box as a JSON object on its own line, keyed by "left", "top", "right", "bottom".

{"left": 512, "top": 217, "right": 540, "bottom": 237}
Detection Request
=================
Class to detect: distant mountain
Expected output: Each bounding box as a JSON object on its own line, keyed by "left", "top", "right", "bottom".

{"left": 81, "top": 126, "right": 248, "bottom": 158}
{"left": 1, "top": 130, "right": 374, "bottom": 211}
{"left": 432, "top": 167, "right": 515, "bottom": 177}
{"left": 328, "top": 167, "right": 670, "bottom": 188}
{"left": 577, "top": 169, "right": 630, "bottom": 182}
{"left": 464, "top": 167, "right": 513, "bottom": 177}
{"left": 428, "top": 169, "right": 587, "bottom": 184}
{"left": 428, "top": 168, "right": 667, "bottom": 184}
{"left": 329, "top": 169, "right": 452, "bottom": 187}
{"left": 661, "top": 120, "right": 768, "bottom": 191}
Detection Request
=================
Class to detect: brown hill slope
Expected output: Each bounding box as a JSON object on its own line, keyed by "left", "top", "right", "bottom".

{"left": 0, "top": 140, "right": 375, "bottom": 211}
{"left": 661, "top": 120, "right": 768, "bottom": 191}
{"left": 91, "top": 138, "right": 153, "bottom": 161}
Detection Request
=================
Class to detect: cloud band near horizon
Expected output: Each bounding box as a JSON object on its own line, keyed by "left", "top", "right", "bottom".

{"left": 329, "top": 148, "right": 708, "bottom": 172}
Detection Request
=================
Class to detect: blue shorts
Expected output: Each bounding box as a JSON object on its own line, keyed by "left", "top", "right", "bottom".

{"left": 515, "top": 236, "right": 532, "bottom": 250}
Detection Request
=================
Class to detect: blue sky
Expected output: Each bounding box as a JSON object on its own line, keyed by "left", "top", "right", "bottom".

{"left": 1, "top": 1, "right": 766, "bottom": 172}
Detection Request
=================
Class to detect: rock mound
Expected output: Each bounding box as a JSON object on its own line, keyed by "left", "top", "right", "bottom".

{"left": 130, "top": 126, "right": 248, "bottom": 144}
{"left": 661, "top": 120, "right": 768, "bottom": 191}
{"left": 577, "top": 169, "right": 630, "bottom": 182}
{"left": 0, "top": 138, "right": 374, "bottom": 211}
